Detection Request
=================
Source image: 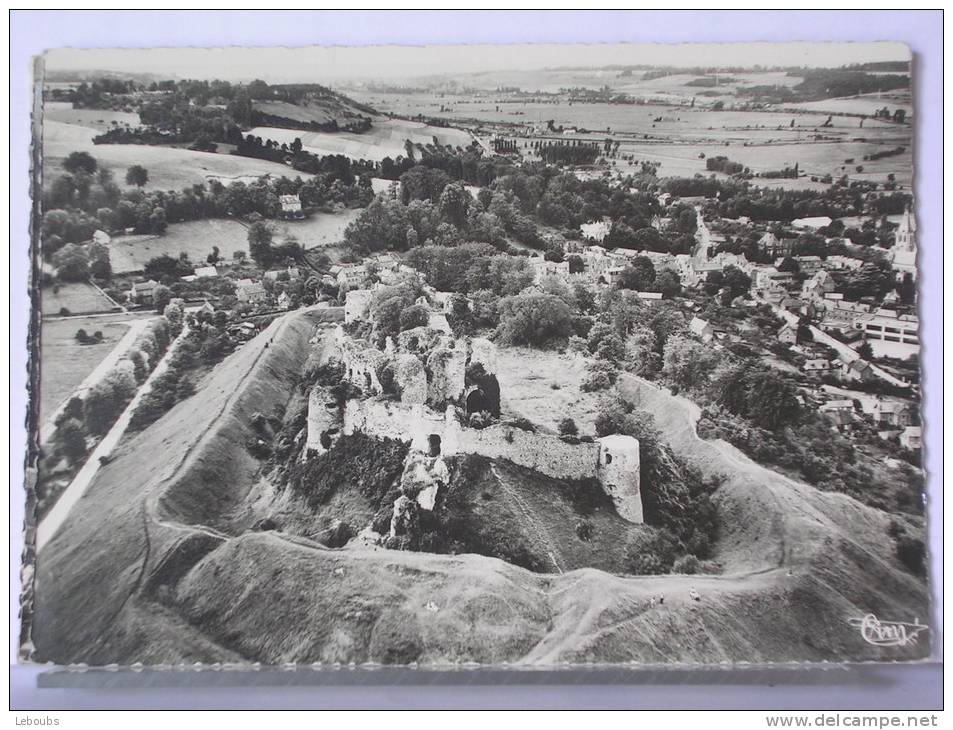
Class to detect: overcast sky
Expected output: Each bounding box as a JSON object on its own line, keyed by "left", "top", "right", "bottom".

{"left": 44, "top": 41, "right": 909, "bottom": 84}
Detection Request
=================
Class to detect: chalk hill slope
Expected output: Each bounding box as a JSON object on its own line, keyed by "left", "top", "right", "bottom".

{"left": 30, "top": 309, "right": 931, "bottom": 666}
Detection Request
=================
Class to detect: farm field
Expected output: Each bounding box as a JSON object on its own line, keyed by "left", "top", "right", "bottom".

{"left": 42, "top": 101, "right": 140, "bottom": 132}
{"left": 771, "top": 90, "right": 913, "bottom": 119}
{"left": 611, "top": 138, "right": 913, "bottom": 191}
{"left": 350, "top": 93, "right": 902, "bottom": 139}
{"left": 108, "top": 209, "right": 362, "bottom": 274}
{"left": 42, "top": 118, "right": 313, "bottom": 192}
{"left": 39, "top": 316, "right": 131, "bottom": 421}
{"left": 248, "top": 118, "right": 474, "bottom": 162}
{"left": 41, "top": 282, "right": 120, "bottom": 316}
{"left": 272, "top": 208, "right": 362, "bottom": 249}
{"left": 108, "top": 218, "right": 250, "bottom": 273}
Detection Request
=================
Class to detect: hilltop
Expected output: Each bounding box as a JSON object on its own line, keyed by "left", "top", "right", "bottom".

{"left": 29, "top": 306, "right": 930, "bottom": 666}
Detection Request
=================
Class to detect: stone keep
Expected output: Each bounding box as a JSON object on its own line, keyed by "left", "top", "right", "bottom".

{"left": 596, "top": 434, "right": 643, "bottom": 523}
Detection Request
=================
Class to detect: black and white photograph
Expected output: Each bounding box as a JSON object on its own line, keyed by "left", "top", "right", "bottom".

{"left": 22, "top": 32, "right": 933, "bottom": 678}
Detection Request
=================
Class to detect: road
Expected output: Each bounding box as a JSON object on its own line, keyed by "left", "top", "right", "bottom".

{"left": 39, "top": 316, "right": 155, "bottom": 444}
{"left": 37, "top": 325, "right": 190, "bottom": 552}
{"left": 759, "top": 296, "right": 909, "bottom": 388}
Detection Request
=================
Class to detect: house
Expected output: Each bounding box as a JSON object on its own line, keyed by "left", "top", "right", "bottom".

{"left": 867, "top": 399, "right": 913, "bottom": 428}
{"left": 279, "top": 194, "right": 302, "bottom": 216}
{"left": 635, "top": 291, "right": 663, "bottom": 302}
{"left": 754, "top": 267, "right": 795, "bottom": 292}
{"left": 330, "top": 263, "right": 368, "bottom": 289}
{"left": 92, "top": 229, "right": 111, "bottom": 246}
{"left": 791, "top": 216, "right": 832, "bottom": 231}
{"left": 842, "top": 358, "right": 875, "bottom": 383}
{"left": 580, "top": 219, "right": 611, "bottom": 242}
{"left": 758, "top": 231, "right": 795, "bottom": 257}
{"left": 803, "top": 358, "right": 832, "bottom": 373}
{"left": 795, "top": 255, "right": 824, "bottom": 276}
{"left": 264, "top": 266, "right": 300, "bottom": 282}
{"left": 777, "top": 323, "right": 798, "bottom": 345}
{"left": 820, "top": 399, "right": 855, "bottom": 415}
{"left": 688, "top": 316, "right": 714, "bottom": 343}
{"left": 194, "top": 265, "right": 219, "bottom": 279}
{"left": 530, "top": 256, "right": 570, "bottom": 283}
{"left": 277, "top": 291, "right": 292, "bottom": 310}
{"left": 196, "top": 300, "right": 215, "bottom": 316}
{"left": 129, "top": 279, "right": 159, "bottom": 303}
{"left": 826, "top": 255, "right": 864, "bottom": 271}
{"left": 899, "top": 425, "right": 922, "bottom": 450}
{"left": 235, "top": 278, "right": 267, "bottom": 304}
{"left": 803, "top": 270, "right": 837, "bottom": 299}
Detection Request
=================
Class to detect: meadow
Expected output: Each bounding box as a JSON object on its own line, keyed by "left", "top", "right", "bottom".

{"left": 41, "top": 282, "right": 120, "bottom": 316}
{"left": 40, "top": 316, "right": 131, "bottom": 420}
{"left": 248, "top": 118, "right": 473, "bottom": 162}
{"left": 108, "top": 209, "right": 361, "bottom": 274}
{"left": 109, "top": 218, "right": 251, "bottom": 274}
{"left": 42, "top": 116, "right": 313, "bottom": 192}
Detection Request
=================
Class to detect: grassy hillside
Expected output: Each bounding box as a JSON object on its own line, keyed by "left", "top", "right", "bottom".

{"left": 29, "top": 309, "right": 931, "bottom": 667}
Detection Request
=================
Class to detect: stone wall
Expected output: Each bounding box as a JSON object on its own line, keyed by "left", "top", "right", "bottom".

{"left": 456, "top": 424, "right": 601, "bottom": 481}
{"left": 596, "top": 434, "right": 642, "bottom": 523}
{"left": 341, "top": 398, "right": 642, "bottom": 522}
{"left": 306, "top": 386, "right": 343, "bottom": 453}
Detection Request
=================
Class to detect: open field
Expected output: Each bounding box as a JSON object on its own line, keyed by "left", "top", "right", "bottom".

{"left": 42, "top": 101, "right": 141, "bottom": 132}
{"left": 39, "top": 316, "right": 131, "bottom": 420}
{"left": 108, "top": 218, "right": 250, "bottom": 273}
{"left": 42, "top": 118, "right": 313, "bottom": 192}
{"left": 771, "top": 90, "right": 913, "bottom": 119}
{"left": 612, "top": 137, "right": 913, "bottom": 191}
{"left": 271, "top": 208, "right": 362, "bottom": 249}
{"left": 495, "top": 347, "right": 603, "bottom": 435}
{"left": 41, "top": 282, "right": 119, "bottom": 316}
{"left": 351, "top": 94, "right": 902, "bottom": 137}
{"left": 249, "top": 118, "right": 474, "bottom": 162}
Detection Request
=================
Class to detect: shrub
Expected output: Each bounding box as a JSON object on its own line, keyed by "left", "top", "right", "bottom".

{"left": 575, "top": 520, "right": 593, "bottom": 542}
{"left": 558, "top": 417, "right": 579, "bottom": 436}
{"left": 896, "top": 535, "right": 926, "bottom": 577}
{"left": 506, "top": 417, "right": 536, "bottom": 433}
{"left": 672, "top": 554, "right": 701, "bottom": 575}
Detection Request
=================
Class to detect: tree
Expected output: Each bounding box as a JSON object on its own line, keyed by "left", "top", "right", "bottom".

{"left": 84, "top": 363, "right": 136, "bottom": 436}
{"left": 721, "top": 265, "right": 751, "bottom": 301}
{"left": 125, "top": 165, "right": 149, "bottom": 188}
{"left": 857, "top": 341, "right": 874, "bottom": 360}
{"left": 247, "top": 221, "right": 274, "bottom": 266}
{"left": 558, "top": 417, "right": 579, "bottom": 437}
{"left": 618, "top": 256, "right": 656, "bottom": 291}
{"left": 54, "top": 417, "right": 88, "bottom": 465}
{"left": 745, "top": 370, "right": 800, "bottom": 430}
{"left": 63, "top": 151, "right": 97, "bottom": 176}
{"left": 52, "top": 243, "right": 90, "bottom": 282}
{"left": 153, "top": 284, "right": 172, "bottom": 313}
{"left": 437, "top": 182, "right": 472, "bottom": 228}
{"left": 399, "top": 304, "right": 430, "bottom": 331}
{"left": 496, "top": 293, "right": 573, "bottom": 348}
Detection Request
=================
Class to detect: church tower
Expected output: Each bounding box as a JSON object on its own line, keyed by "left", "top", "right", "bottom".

{"left": 895, "top": 206, "right": 916, "bottom": 253}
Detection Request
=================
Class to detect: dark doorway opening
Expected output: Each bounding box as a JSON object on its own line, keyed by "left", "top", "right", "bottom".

{"left": 428, "top": 434, "right": 442, "bottom": 457}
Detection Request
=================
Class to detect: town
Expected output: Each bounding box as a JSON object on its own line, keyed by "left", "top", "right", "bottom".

{"left": 28, "top": 47, "right": 928, "bottom": 669}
